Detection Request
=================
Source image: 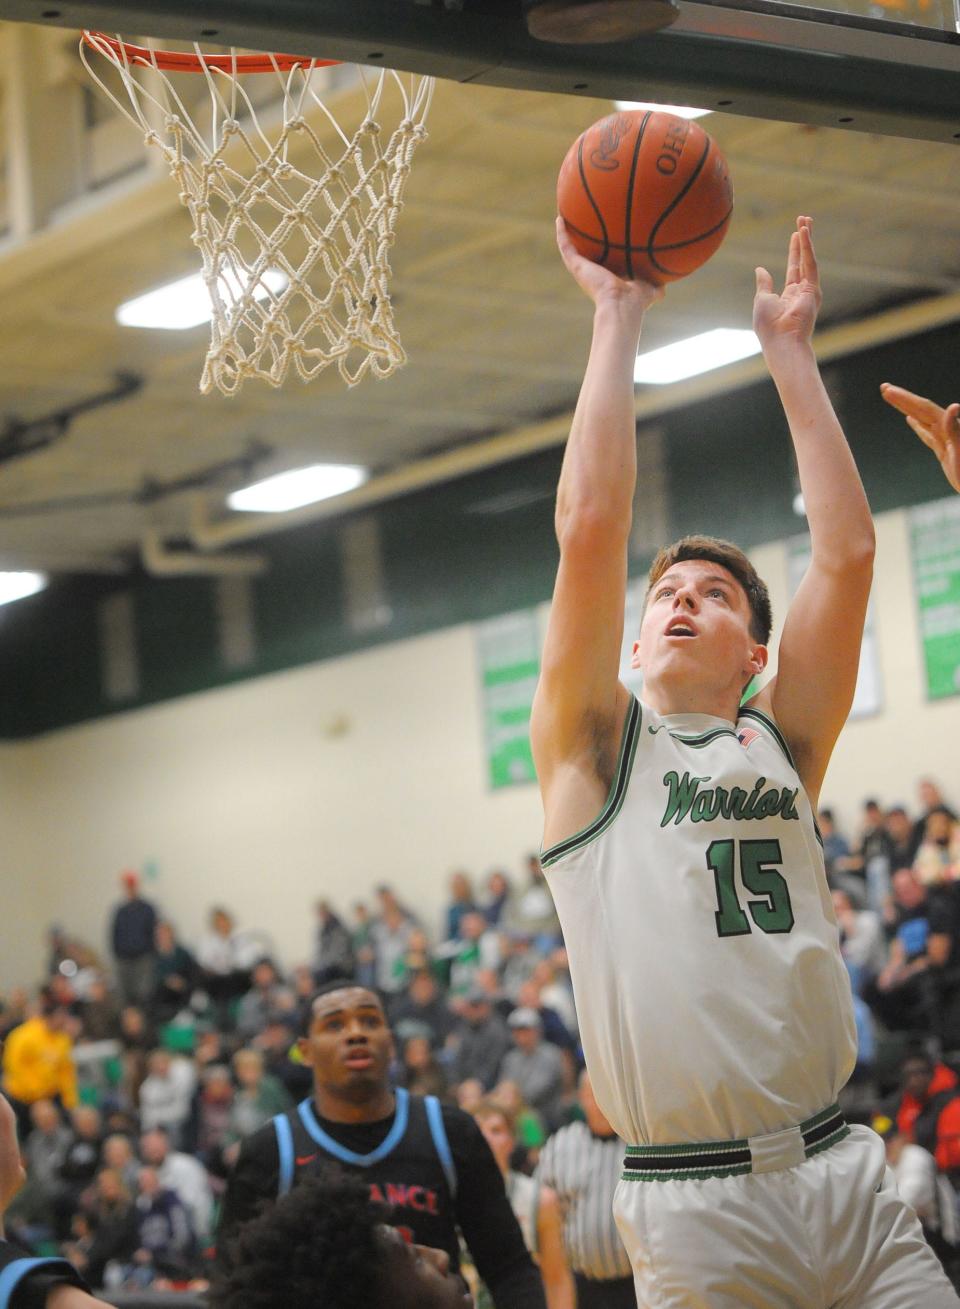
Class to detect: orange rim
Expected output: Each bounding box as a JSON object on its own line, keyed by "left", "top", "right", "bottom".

{"left": 82, "top": 31, "right": 340, "bottom": 74}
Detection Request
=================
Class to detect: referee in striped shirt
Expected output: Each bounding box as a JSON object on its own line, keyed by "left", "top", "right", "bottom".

{"left": 535, "top": 1071, "right": 635, "bottom": 1309}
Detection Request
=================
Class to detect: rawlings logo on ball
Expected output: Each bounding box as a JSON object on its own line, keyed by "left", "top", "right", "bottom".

{"left": 590, "top": 114, "right": 631, "bottom": 172}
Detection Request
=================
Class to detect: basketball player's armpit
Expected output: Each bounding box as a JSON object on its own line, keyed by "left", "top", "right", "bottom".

{"left": 585, "top": 706, "right": 619, "bottom": 793}
{"left": 533, "top": 696, "right": 617, "bottom": 778}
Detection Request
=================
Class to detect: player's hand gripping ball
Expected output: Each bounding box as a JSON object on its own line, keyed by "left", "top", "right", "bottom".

{"left": 557, "top": 109, "right": 733, "bottom": 284}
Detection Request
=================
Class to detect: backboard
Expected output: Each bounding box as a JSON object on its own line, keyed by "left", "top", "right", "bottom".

{"left": 2, "top": 0, "right": 959, "bottom": 142}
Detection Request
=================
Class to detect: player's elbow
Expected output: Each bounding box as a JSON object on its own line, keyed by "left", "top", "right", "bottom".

{"left": 842, "top": 532, "right": 875, "bottom": 588}
{"left": 815, "top": 524, "right": 875, "bottom": 578}
{"left": 838, "top": 513, "right": 876, "bottom": 566}
{"left": 850, "top": 520, "right": 876, "bottom": 566}
{"left": 555, "top": 503, "right": 630, "bottom": 553}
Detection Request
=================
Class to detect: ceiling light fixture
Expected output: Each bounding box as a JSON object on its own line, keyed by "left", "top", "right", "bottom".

{"left": 634, "top": 329, "right": 761, "bottom": 385}
{"left": 0, "top": 571, "right": 47, "bottom": 606}
{"left": 615, "top": 99, "right": 712, "bottom": 120}
{"left": 227, "top": 465, "right": 368, "bottom": 513}
{"left": 116, "top": 269, "right": 288, "bottom": 331}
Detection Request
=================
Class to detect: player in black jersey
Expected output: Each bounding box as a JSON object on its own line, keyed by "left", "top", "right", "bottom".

{"left": 0, "top": 1239, "right": 98, "bottom": 1309}
{"left": 218, "top": 982, "right": 545, "bottom": 1309}
{"left": 1, "top": 1077, "right": 464, "bottom": 1309}
{"left": 0, "top": 1090, "right": 108, "bottom": 1309}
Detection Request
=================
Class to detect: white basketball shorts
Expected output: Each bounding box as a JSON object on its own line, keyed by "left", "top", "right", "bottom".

{"left": 613, "top": 1121, "right": 959, "bottom": 1307}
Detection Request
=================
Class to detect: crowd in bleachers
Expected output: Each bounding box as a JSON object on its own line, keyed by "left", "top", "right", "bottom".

{"left": 3, "top": 777, "right": 960, "bottom": 1295}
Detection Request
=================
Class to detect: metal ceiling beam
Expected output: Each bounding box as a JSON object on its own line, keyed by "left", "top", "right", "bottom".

{"left": 141, "top": 528, "right": 266, "bottom": 576}
{"left": 3, "top": 0, "right": 960, "bottom": 142}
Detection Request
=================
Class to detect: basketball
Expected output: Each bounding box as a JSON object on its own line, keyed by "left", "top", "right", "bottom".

{"left": 556, "top": 109, "right": 733, "bottom": 284}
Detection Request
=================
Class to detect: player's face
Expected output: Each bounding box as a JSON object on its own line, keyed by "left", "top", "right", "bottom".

{"left": 375, "top": 1226, "right": 473, "bottom": 1309}
{"left": 0, "top": 1090, "right": 27, "bottom": 1210}
{"left": 299, "top": 988, "right": 394, "bottom": 1094}
{"left": 634, "top": 560, "right": 766, "bottom": 705}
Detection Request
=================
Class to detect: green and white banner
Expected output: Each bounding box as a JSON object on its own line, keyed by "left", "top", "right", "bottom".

{"left": 910, "top": 496, "right": 960, "bottom": 701}
{"left": 476, "top": 609, "right": 540, "bottom": 789}
{"left": 787, "top": 535, "right": 882, "bottom": 719}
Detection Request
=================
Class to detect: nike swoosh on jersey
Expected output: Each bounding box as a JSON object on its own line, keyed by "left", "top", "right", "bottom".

{"left": 296, "top": 1153, "right": 318, "bottom": 1166}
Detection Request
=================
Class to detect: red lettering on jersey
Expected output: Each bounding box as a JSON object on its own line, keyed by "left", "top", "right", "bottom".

{"left": 370, "top": 1182, "right": 440, "bottom": 1214}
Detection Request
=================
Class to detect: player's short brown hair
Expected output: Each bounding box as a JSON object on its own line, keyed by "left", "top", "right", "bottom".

{"left": 646, "top": 536, "right": 772, "bottom": 644}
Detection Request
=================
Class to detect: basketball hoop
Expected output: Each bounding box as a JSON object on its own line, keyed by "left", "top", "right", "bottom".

{"left": 80, "top": 32, "right": 435, "bottom": 395}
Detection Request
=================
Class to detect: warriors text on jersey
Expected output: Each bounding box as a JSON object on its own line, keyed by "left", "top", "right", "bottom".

{"left": 542, "top": 698, "right": 857, "bottom": 1147}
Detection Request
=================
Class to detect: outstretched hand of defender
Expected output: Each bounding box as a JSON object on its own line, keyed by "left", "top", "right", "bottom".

{"left": 880, "top": 384, "right": 960, "bottom": 494}
{"left": 753, "top": 216, "right": 822, "bottom": 353}
{"left": 556, "top": 216, "right": 663, "bottom": 317}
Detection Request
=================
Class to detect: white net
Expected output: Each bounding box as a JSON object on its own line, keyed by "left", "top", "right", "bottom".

{"left": 80, "top": 34, "right": 435, "bottom": 395}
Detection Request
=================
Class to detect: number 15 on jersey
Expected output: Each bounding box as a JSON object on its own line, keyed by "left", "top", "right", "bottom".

{"left": 708, "top": 838, "right": 795, "bottom": 937}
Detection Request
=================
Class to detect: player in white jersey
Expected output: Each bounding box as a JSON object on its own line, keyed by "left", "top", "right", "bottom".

{"left": 530, "top": 215, "right": 960, "bottom": 1307}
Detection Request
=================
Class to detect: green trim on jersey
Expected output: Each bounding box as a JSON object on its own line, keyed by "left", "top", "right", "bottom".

{"left": 739, "top": 706, "right": 824, "bottom": 848}
{"left": 666, "top": 725, "right": 738, "bottom": 750}
{"left": 541, "top": 697, "right": 642, "bottom": 869}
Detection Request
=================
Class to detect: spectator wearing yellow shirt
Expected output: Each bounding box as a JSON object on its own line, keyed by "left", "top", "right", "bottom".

{"left": 2, "top": 1000, "right": 78, "bottom": 1138}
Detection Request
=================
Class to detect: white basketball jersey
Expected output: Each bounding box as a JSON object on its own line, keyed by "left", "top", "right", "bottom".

{"left": 542, "top": 697, "right": 857, "bottom": 1147}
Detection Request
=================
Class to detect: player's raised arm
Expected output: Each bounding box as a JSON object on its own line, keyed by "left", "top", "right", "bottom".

{"left": 531, "top": 220, "right": 662, "bottom": 829}
{"left": 749, "top": 217, "right": 875, "bottom": 804}
{"left": 880, "top": 383, "right": 960, "bottom": 493}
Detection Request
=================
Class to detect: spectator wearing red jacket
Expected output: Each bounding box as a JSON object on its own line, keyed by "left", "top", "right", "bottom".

{"left": 893, "top": 1052, "right": 960, "bottom": 1175}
